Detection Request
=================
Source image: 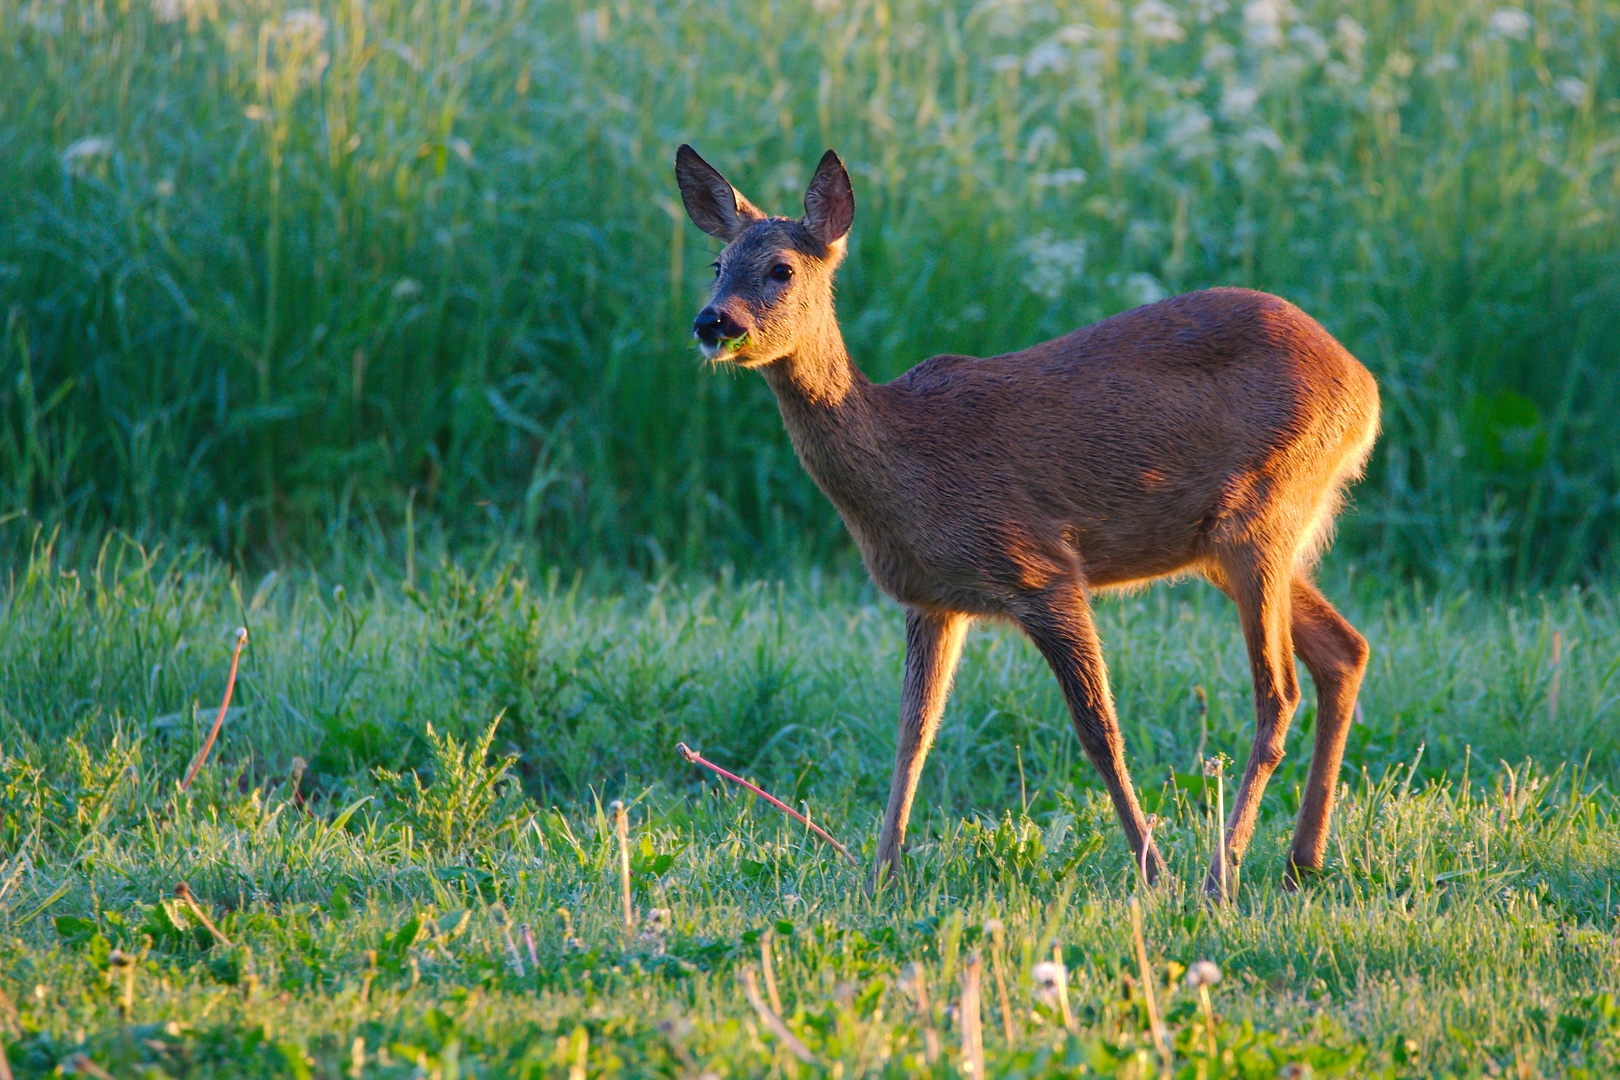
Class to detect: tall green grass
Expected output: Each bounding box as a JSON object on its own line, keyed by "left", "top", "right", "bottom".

{"left": 1, "top": 0, "right": 1616, "bottom": 581}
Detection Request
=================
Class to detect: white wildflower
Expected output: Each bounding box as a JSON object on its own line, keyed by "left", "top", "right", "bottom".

{"left": 1132, "top": 1, "right": 1184, "bottom": 44}
{"left": 1202, "top": 40, "right": 1237, "bottom": 70}
{"left": 1055, "top": 24, "right": 1093, "bottom": 45}
{"left": 1288, "top": 24, "right": 1328, "bottom": 62}
{"left": 1163, "top": 100, "right": 1214, "bottom": 162}
{"left": 1185, "top": 960, "right": 1223, "bottom": 987}
{"left": 388, "top": 41, "right": 424, "bottom": 71}
{"left": 1487, "top": 7, "right": 1531, "bottom": 40}
{"left": 392, "top": 278, "right": 422, "bottom": 300}
{"left": 280, "top": 8, "right": 327, "bottom": 44}
{"left": 1020, "top": 231, "right": 1088, "bottom": 301}
{"left": 1220, "top": 82, "right": 1261, "bottom": 119}
{"left": 1123, "top": 273, "right": 1167, "bottom": 307}
{"left": 62, "top": 136, "right": 113, "bottom": 175}
{"left": 1335, "top": 15, "right": 1367, "bottom": 62}
{"left": 1554, "top": 77, "right": 1589, "bottom": 107}
{"left": 1240, "top": 125, "right": 1284, "bottom": 154}
{"left": 1035, "top": 168, "right": 1089, "bottom": 188}
{"left": 1024, "top": 40, "right": 1071, "bottom": 78}
{"left": 1242, "top": 0, "right": 1289, "bottom": 49}
{"left": 1424, "top": 53, "right": 1459, "bottom": 76}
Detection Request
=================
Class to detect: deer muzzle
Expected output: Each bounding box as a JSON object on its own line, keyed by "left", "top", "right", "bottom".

{"left": 693, "top": 305, "right": 749, "bottom": 346}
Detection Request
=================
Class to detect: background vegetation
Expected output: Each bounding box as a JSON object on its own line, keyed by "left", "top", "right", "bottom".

{"left": 2, "top": 0, "right": 1616, "bottom": 583}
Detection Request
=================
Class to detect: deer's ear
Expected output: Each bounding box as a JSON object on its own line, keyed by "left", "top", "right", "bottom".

{"left": 675, "top": 145, "right": 766, "bottom": 242}
{"left": 803, "top": 150, "right": 854, "bottom": 249}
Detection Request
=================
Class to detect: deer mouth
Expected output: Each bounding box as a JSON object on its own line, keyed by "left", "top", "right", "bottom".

{"left": 697, "top": 332, "right": 751, "bottom": 363}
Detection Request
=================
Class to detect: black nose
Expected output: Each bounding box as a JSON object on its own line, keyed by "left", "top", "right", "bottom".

{"left": 693, "top": 306, "right": 744, "bottom": 344}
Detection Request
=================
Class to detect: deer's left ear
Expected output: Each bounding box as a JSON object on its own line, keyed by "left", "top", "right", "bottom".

{"left": 676, "top": 144, "right": 767, "bottom": 242}
{"left": 803, "top": 150, "right": 854, "bottom": 252}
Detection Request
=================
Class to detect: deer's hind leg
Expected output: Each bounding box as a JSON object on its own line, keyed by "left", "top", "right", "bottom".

{"left": 870, "top": 607, "right": 970, "bottom": 892}
{"left": 1284, "top": 575, "right": 1368, "bottom": 884}
{"left": 1205, "top": 547, "right": 1302, "bottom": 898}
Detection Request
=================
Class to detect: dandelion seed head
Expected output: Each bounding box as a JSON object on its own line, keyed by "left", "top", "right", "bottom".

{"left": 1186, "top": 959, "right": 1223, "bottom": 987}
{"left": 1030, "top": 960, "right": 1066, "bottom": 1008}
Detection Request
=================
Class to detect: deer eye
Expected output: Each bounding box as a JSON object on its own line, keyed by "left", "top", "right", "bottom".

{"left": 769, "top": 263, "right": 794, "bottom": 283}
{"left": 710, "top": 261, "right": 720, "bottom": 278}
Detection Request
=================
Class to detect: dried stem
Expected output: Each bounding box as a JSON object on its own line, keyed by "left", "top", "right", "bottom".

{"left": 960, "top": 950, "right": 985, "bottom": 1077}
{"left": 174, "top": 882, "right": 232, "bottom": 947}
{"left": 762, "top": 929, "right": 784, "bottom": 1017}
{"left": 1550, "top": 629, "right": 1562, "bottom": 726}
{"left": 986, "top": 921, "right": 1015, "bottom": 1043}
{"left": 902, "top": 963, "right": 941, "bottom": 1064}
{"left": 1052, "top": 945, "right": 1076, "bottom": 1035}
{"left": 180, "top": 628, "right": 249, "bottom": 792}
{"left": 612, "top": 800, "right": 634, "bottom": 934}
{"left": 741, "top": 967, "right": 814, "bottom": 1064}
{"left": 676, "top": 742, "right": 857, "bottom": 866}
{"left": 1128, "top": 898, "right": 1171, "bottom": 1078}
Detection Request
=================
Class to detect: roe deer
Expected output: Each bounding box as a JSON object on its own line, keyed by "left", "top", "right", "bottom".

{"left": 675, "top": 145, "right": 1379, "bottom": 896}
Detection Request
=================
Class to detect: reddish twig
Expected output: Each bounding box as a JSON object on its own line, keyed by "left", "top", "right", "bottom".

{"left": 676, "top": 742, "right": 857, "bottom": 867}
{"left": 180, "top": 628, "right": 249, "bottom": 792}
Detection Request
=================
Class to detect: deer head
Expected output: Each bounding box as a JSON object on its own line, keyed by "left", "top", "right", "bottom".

{"left": 675, "top": 144, "right": 854, "bottom": 368}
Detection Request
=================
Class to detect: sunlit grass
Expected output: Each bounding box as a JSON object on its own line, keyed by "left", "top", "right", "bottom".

{"left": 1, "top": 536, "right": 1617, "bottom": 1075}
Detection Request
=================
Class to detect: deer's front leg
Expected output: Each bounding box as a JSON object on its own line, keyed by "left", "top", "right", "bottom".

{"left": 870, "top": 608, "right": 969, "bottom": 892}
{"left": 1014, "top": 582, "right": 1166, "bottom": 885}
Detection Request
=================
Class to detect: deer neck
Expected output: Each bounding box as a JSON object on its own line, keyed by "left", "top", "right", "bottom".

{"left": 757, "top": 315, "right": 888, "bottom": 513}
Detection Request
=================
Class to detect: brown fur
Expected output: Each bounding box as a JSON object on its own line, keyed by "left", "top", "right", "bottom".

{"left": 676, "top": 145, "right": 1379, "bottom": 896}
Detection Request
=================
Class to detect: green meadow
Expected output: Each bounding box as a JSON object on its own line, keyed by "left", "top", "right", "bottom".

{"left": 0, "top": 539, "right": 1617, "bottom": 1077}
{"left": 1, "top": 0, "right": 1619, "bottom": 1076}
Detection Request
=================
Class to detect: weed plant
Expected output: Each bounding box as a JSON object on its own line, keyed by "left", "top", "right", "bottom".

{"left": 1, "top": 0, "right": 1617, "bottom": 582}
{"left": 1, "top": 536, "right": 1617, "bottom": 1076}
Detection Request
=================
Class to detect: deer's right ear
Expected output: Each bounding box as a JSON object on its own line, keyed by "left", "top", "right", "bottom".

{"left": 675, "top": 145, "right": 766, "bottom": 242}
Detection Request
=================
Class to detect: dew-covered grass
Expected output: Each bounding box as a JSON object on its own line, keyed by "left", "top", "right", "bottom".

{"left": 1, "top": 535, "right": 1616, "bottom": 1076}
